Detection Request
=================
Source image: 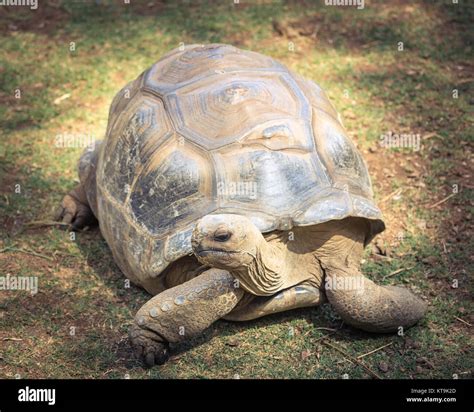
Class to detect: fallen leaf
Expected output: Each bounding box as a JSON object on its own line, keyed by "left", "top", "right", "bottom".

{"left": 301, "top": 349, "right": 311, "bottom": 361}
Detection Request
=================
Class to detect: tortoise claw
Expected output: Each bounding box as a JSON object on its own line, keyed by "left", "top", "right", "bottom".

{"left": 55, "top": 187, "right": 96, "bottom": 231}
{"left": 143, "top": 346, "right": 169, "bottom": 367}
{"left": 129, "top": 324, "right": 170, "bottom": 367}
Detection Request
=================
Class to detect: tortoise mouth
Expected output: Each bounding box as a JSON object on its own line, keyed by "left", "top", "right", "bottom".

{"left": 195, "top": 247, "right": 239, "bottom": 257}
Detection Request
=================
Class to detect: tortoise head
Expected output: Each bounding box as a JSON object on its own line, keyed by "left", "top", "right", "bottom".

{"left": 191, "top": 214, "right": 262, "bottom": 270}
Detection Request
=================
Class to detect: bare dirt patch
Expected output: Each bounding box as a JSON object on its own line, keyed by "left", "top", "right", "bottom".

{"left": 0, "top": 3, "right": 70, "bottom": 35}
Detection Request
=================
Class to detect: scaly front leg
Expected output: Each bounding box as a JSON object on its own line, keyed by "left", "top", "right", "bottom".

{"left": 130, "top": 268, "right": 244, "bottom": 366}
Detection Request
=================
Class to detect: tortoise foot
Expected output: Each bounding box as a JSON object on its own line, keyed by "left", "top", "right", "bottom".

{"left": 55, "top": 185, "right": 96, "bottom": 230}
{"left": 129, "top": 324, "right": 170, "bottom": 367}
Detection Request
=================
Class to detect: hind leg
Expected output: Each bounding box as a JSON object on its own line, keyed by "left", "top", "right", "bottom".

{"left": 55, "top": 141, "right": 102, "bottom": 230}
{"left": 55, "top": 184, "right": 96, "bottom": 230}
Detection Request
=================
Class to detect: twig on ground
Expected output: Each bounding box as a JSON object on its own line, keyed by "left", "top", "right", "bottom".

{"left": 383, "top": 266, "right": 415, "bottom": 280}
{"left": 24, "top": 220, "right": 70, "bottom": 228}
{"left": 357, "top": 342, "right": 393, "bottom": 359}
{"left": 314, "top": 327, "right": 338, "bottom": 332}
{"left": 422, "top": 132, "right": 439, "bottom": 140}
{"left": 454, "top": 316, "right": 472, "bottom": 327}
{"left": 321, "top": 340, "right": 382, "bottom": 379}
{"left": 52, "top": 250, "right": 78, "bottom": 258}
{"left": 0, "top": 247, "right": 54, "bottom": 261}
{"left": 311, "top": 333, "right": 334, "bottom": 342}
{"left": 457, "top": 78, "right": 474, "bottom": 84}
{"left": 53, "top": 93, "right": 71, "bottom": 105}
{"left": 380, "top": 188, "right": 403, "bottom": 203}
{"left": 427, "top": 193, "right": 455, "bottom": 209}
{"left": 361, "top": 41, "right": 380, "bottom": 49}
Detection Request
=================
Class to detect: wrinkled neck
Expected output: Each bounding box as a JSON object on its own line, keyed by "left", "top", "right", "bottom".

{"left": 230, "top": 219, "right": 369, "bottom": 297}
{"left": 229, "top": 237, "right": 285, "bottom": 296}
{"left": 230, "top": 232, "right": 318, "bottom": 296}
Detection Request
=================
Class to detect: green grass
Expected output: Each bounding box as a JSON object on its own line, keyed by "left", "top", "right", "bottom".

{"left": 0, "top": 0, "right": 472, "bottom": 379}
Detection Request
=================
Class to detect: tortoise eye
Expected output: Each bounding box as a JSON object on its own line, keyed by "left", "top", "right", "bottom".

{"left": 213, "top": 228, "right": 232, "bottom": 242}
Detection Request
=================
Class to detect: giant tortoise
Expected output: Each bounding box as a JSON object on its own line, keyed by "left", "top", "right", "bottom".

{"left": 56, "top": 44, "right": 426, "bottom": 366}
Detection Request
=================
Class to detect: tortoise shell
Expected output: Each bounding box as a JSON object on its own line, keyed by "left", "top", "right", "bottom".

{"left": 95, "top": 44, "right": 384, "bottom": 285}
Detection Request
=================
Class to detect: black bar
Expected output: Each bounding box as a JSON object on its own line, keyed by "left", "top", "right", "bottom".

{"left": 0, "top": 379, "right": 471, "bottom": 409}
